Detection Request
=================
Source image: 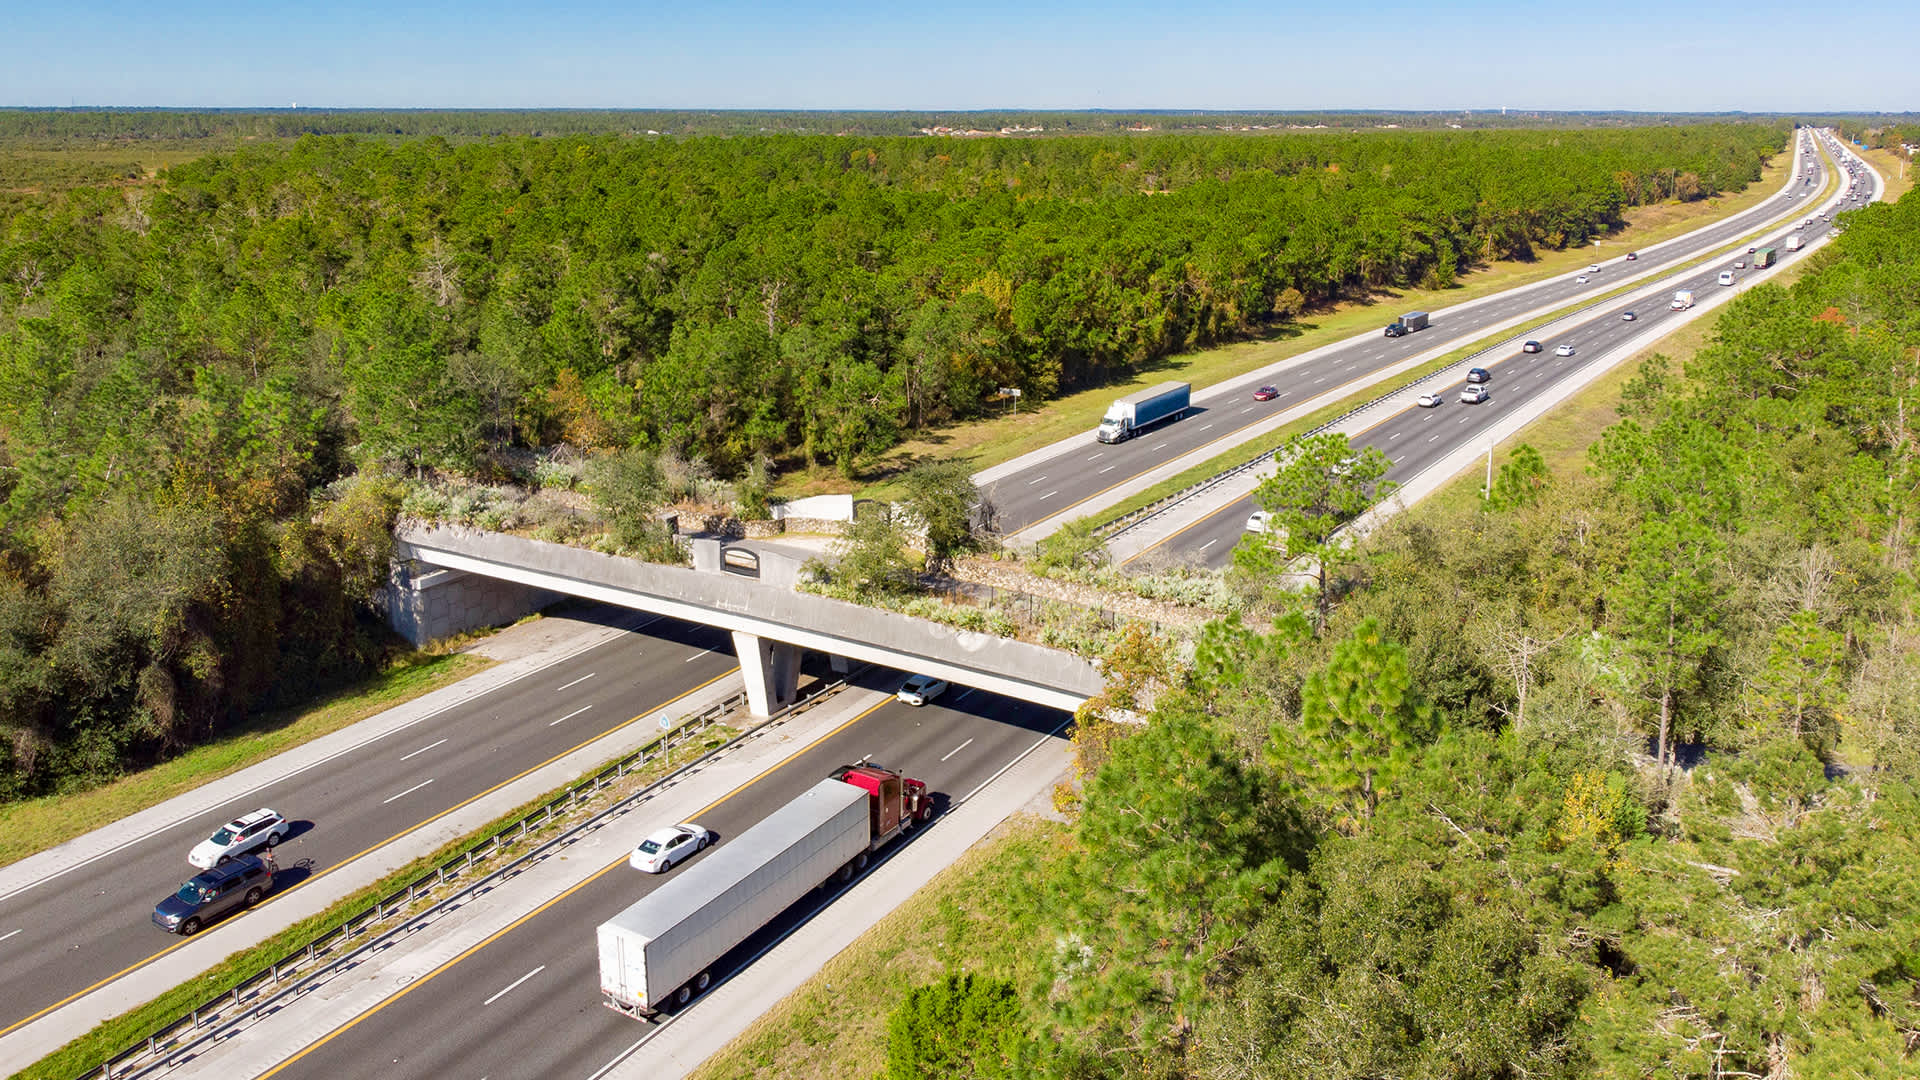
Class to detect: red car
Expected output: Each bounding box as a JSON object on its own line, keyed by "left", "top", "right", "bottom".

{"left": 1252, "top": 385, "right": 1279, "bottom": 401}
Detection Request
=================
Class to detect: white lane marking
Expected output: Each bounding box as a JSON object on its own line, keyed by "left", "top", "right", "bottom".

{"left": 399, "top": 738, "right": 447, "bottom": 762}
{"left": 1458, "top": 417, "right": 1469, "bottom": 425}
{"left": 382, "top": 778, "right": 436, "bottom": 805}
{"left": 685, "top": 652, "right": 707, "bottom": 662}
{"left": 1026, "top": 475, "right": 1047, "bottom": 485}
{"left": 1428, "top": 435, "right": 1440, "bottom": 443}
{"left": 484, "top": 965, "right": 547, "bottom": 1006}
{"left": 555, "top": 673, "right": 596, "bottom": 692}
{"left": 0, "top": 928, "right": 20, "bottom": 944}
{"left": 1099, "top": 465, "right": 1116, "bottom": 474}
{"left": 1313, "top": 377, "right": 1325, "bottom": 384}
{"left": 940, "top": 738, "right": 975, "bottom": 762}
{"left": 1199, "top": 538, "right": 1218, "bottom": 552}
{"left": 1278, "top": 391, "right": 1290, "bottom": 397}
{"left": 1087, "top": 451, "right": 1104, "bottom": 460}
{"left": 1241, "top": 406, "right": 1255, "bottom": 413}
{"left": 1389, "top": 432, "right": 1401, "bottom": 440}
{"left": 953, "top": 688, "right": 976, "bottom": 703}
{"left": 1038, "top": 490, "right": 1059, "bottom": 501}
{"left": 1151, "top": 443, "right": 1169, "bottom": 451}
{"left": 550, "top": 705, "right": 593, "bottom": 727}
{"left": 1198, "top": 423, "right": 1214, "bottom": 431}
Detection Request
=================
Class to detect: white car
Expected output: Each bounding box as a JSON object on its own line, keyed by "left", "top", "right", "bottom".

{"left": 1555, "top": 343, "right": 1576, "bottom": 357}
{"left": 1416, "top": 392, "right": 1443, "bottom": 408}
{"left": 1586, "top": 264, "right": 1601, "bottom": 273}
{"left": 189, "top": 808, "right": 289, "bottom": 869}
{"left": 1246, "top": 510, "right": 1274, "bottom": 534}
{"left": 1459, "top": 385, "right": 1490, "bottom": 405}
{"left": 1575, "top": 275, "right": 1590, "bottom": 284}
{"left": 896, "top": 674, "right": 949, "bottom": 706}
{"left": 629, "top": 823, "right": 711, "bottom": 873}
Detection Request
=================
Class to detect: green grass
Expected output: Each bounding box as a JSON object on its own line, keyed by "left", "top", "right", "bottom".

{"left": 688, "top": 814, "right": 1071, "bottom": 1080}
{"left": 767, "top": 146, "right": 1800, "bottom": 503}
{"left": 11, "top": 719, "right": 741, "bottom": 1080}
{"left": 0, "top": 652, "right": 493, "bottom": 870}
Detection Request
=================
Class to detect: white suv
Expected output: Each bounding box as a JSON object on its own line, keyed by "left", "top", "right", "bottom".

{"left": 189, "top": 808, "right": 289, "bottom": 869}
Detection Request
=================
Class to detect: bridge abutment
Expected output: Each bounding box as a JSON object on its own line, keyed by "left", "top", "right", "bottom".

{"left": 383, "top": 560, "right": 561, "bottom": 647}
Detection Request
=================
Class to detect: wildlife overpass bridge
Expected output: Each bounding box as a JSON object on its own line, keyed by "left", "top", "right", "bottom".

{"left": 389, "top": 524, "right": 1104, "bottom": 716}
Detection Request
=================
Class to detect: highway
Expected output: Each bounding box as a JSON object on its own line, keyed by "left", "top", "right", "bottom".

{"left": 1144, "top": 132, "right": 1880, "bottom": 569}
{"left": 0, "top": 610, "right": 743, "bottom": 1038}
{"left": 262, "top": 685, "right": 1068, "bottom": 1080}
{"left": 3, "top": 131, "right": 1865, "bottom": 1073}
{"left": 981, "top": 132, "right": 1835, "bottom": 539}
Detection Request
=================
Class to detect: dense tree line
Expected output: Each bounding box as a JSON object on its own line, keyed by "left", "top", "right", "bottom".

{"left": 0, "top": 108, "right": 1811, "bottom": 142}
{"left": 4, "top": 124, "right": 1777, "bottom": 484}
{"left": 914, "top": 186, "right": 1920, "bottom": 1076}
{"left": 0, "top": 125, "right": 1776, "bottom": 797}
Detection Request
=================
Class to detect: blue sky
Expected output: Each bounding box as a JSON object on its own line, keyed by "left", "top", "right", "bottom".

{"left": 4, "top": 0, "right": 1914, "bottom": 112}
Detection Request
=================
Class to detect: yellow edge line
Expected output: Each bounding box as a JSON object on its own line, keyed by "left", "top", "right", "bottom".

{"left": 0, "top": 667, "right": 739, "bottom": 1041}
{"left": 257, "top": 692, "right": 895, "bottom": 1079}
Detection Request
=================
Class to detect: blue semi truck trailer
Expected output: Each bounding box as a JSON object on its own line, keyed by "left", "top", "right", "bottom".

{"left": 1095, "top": 381, "right": 1191, "bottom": 443}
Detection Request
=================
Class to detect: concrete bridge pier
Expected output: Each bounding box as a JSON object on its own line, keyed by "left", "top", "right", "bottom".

{"left": 733, "top": 631, "right": 803, "bottom": 717}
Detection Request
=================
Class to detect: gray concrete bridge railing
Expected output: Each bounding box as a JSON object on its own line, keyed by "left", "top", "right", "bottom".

{"left": 390, "top": 523, "right": 1105, "bottom": 715}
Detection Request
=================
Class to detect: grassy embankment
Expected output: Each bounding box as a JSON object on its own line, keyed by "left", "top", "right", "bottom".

{"left": 816, "top": 142, "right": 1798, "bottom": 502}
{"left": 688, "top": 815, "right": 1069, "bottom": 1080}
{"left": 1858, "top": 144, "right": 1914, "bottom": 202}
{"left": 0, "top": 650, "right": 493, "bottom": 870}
{"left": 12, "top": 715, "right": 741, "bottom": 1080}
{"left": 1418, "top": 242, "right": 1825, "bottom": 516}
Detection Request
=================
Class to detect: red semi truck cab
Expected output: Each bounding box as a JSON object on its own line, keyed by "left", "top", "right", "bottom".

{"left": 829, "top": 762, "right": 934, "bottom": 847}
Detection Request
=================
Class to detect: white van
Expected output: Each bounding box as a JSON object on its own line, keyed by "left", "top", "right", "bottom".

{"left": 1717, "top": 270, "right": 1736, "bottom": 287}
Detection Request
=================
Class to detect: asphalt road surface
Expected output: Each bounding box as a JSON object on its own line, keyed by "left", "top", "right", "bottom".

{"left": 982, "top": 135, "right": 1836, "bottom": 538}
{"left": 0, "top": 611, "right": 742, "bottom": 1037}
{"left": 265, "top": 682, "right": 1068, "bottom": 1080}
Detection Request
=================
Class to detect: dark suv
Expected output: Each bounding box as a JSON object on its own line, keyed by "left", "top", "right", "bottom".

{"left": 153, "top": 854, "right": 273, "bottom": 936}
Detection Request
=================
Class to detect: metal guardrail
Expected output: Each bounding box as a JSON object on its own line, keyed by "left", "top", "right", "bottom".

{"left": 79, "top": 673, "right": 862, "bottom": 1080}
